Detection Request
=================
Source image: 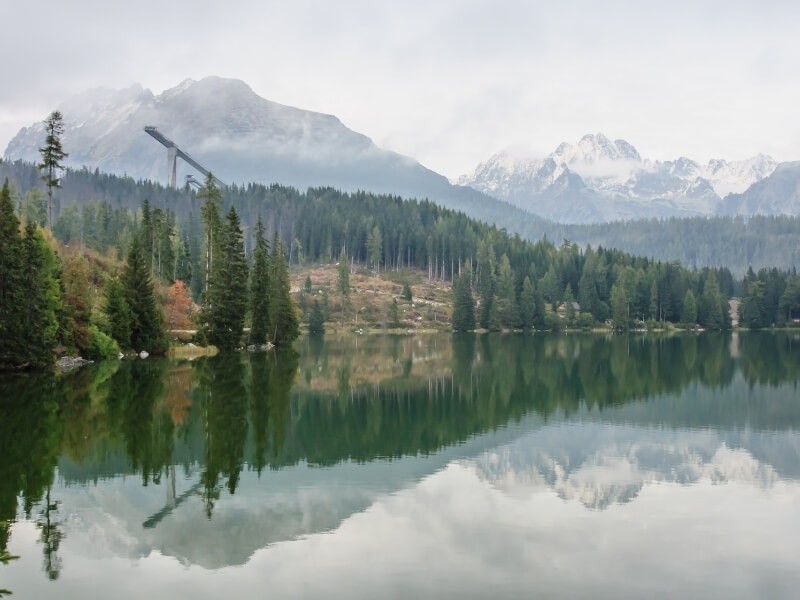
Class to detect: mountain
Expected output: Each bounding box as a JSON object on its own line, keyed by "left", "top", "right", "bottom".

{"left": 4, "top": 76, "right": 544, "bottom": 235}
{"left": 457, "top": 133, "right": 779, "bottom": 224}
{"left": 719, "top": 161, "right": 800, "bottom": 217}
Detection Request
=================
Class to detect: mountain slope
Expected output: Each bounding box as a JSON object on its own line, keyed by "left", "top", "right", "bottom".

{"left": 4, "top": 76, "right": 545, "bottom": 236}
{"left": 458, "top": 133, "right": 779, "bottom": 223}
{"left": 719, "top": 161, "right": 800, "bottom": 217}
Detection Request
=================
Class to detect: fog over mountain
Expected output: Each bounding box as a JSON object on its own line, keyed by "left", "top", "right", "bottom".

{"left": 4, "top": 76, "right": 529, "bottom": 231}
{"left": 5, "top": 79, "right": 799, "bottom": 227}
{"left": 458, "top": 133, "right": 783, "bottom": 223}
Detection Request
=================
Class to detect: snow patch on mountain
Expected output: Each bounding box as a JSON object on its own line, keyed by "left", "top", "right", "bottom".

{"left": 458, "top": 134, "right": 779, "bottom": 223}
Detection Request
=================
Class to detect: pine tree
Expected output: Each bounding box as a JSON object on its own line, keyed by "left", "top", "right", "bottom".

{"left": 0, "top": 180, "right": 24, "bottom": 367}
{"left": 249, "top": 217, "right": 271, "bottom": 344}
{"left": 198, "top": 173, "right": 223, "bottom": 301}
{"left": 308, "top": 299, "right": 325, "bottom": 336}
{"left": 269, "top": 237, "right": 299, "bottom": 346}
{"left": 402, "top": 282, "right": 412, "bottom": 301}
{"left": 337, "top": 251, "right": 351, "bottom": 325}
{"left": 103, "top": 275, "right": 132, "bottom": 348}
{"left": 564, "top": 284, "right": 576, "bottom": 325}
{"left": 611, "top": 283, "right": 628, "bottom": 331}
{"left": 19, "top": 224, "right": 59, "bottom": 366}
{"left": 389, "top": 298, "right": 400, "bottom": 328}
{"left": 367, "top": 225, "right": 382, "bottom": 274}
{"left": 122, "top": 237, "right": 165, "bottom": 353}
{"left": 207, "top": 207, "right": 248, "bottom": 351}
{"left": 451, "top": 274, "right": 476, "bottom": 331}
{"left": 740, "top": 280, "right": 768, "bottom": 329}
{"left": 519, "top": 276, "right": 536, "bottom": 330}
{"left": 681, "top": 289, "right": 697, "bottom": 326}
{"left": 1, "top": 177, "right": 63, "bottom": 368}
{"left": 700, "top": 271, "right": 724, "bottom": 329}
{"left": 477, "top": 241, "right": 496, "bottom": 328}
{"left": 37, "top": 111, "right": 68, "bottom": 228}
{"left": 495, "top": 253, "right": 520, "bottom": 328}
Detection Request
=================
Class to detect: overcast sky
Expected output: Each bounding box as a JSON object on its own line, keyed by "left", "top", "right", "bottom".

{"left": 2, "top": 0, "right": 799, "bottom": 178}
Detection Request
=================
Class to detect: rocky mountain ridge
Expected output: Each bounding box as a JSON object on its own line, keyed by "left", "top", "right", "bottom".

{"left": 457, "top": 133, "right": 783, "bottom": 223}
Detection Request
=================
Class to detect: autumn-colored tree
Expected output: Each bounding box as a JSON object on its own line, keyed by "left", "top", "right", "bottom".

{"left": 164, "top": 279, "right": 193, "bottom": 330}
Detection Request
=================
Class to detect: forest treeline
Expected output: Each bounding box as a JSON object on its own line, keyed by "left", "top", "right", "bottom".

{"left": 3, "top": 153, "right": 800, "bottom": 370}
{"left": 2, "top": 159, "right": 799, "bottom": 275}
{"left": 4, "top": 160, "right": 800, "bottom": 354}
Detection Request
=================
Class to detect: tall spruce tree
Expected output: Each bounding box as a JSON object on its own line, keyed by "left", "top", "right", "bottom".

{"left": 269, "top": 236, "right": 299, "bottom": 346}
{"left": 337, "top": 250, "right": 350, "bottom": 325}
{"left": 249, "top": 216, "right": 271, "bottom": 344}
{"left": 103, "top": 275, "right": 132, "bottom": 348}
{"left": 122, "top": 237, "right": 165, "bottom": 353}
{"left": 198, "top": 173, "right": 223, "bottom": 302}
{"left": 0, "top": 180, "right": 23, "bottom": 367}
{"left": 1, "top": 181, "right": 61, "bottom": 367}
{"left": 308, "top": 299, "right": 325, "bottom": 336}
{"left": 37, "top": 111, "right": 68, "bottom": 228}
{"left": 19, "top": 224, "right": 58, "bottom": 366}
{"left": 206, "top": 207, "right": 248, "bottom": 351}
{"left": 451, "top": 274, "right": 476, "bottom": 332}
{"left": 520, "top": 276, "right": 536, "bottom": 330}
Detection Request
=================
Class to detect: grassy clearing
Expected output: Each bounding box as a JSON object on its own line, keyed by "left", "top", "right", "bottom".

{"left": 291, "top": 264, "right": 453, "bottom": 332}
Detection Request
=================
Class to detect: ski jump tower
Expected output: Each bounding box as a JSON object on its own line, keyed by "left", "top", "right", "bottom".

{"left": 144, "top": 126, "right": 225, "bottom": 188}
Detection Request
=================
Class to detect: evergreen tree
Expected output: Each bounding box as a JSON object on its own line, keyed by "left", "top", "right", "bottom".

{"left": 140, "top": 198, "right": 154, "bottom": 270}
{"left": 37, "top": 111, "right": 68, "bottom": 227}
{"left": 681, "top": 289, "right": 697, "bottom": 326}
{"left": 308, "top": 299, "right": 325, "bottom": 336}
{"left": 495, "top": 253, "right": 520, "bottom": 328}
{"left": 402, "top": 282, "right": 412, "bottom": 301}
{"left": 249, "top": 217, "right": 271, "bottom": 344}
{"left": 740, "top": 280, "right": 769, "bottom": 329}
{"left": 122, "top": 237, "right": 165, "bottom": 353}
{"left": 269, "top": 237, "right": 299, "bottom": 346}
{"left": 519, "top": 276, "right": 536, "bottom": 330}
{"left": 19, "top": 224, "right": 59, "bottom": 366}
{"left": 451, "top": 275, "right": 476, "bottom": 331}
{"left": 207, "top": 207, "right": 248, "bottom": 351}
{"left": 0, "top": 183, "right": 58, "bottom": 367}
{"left": 389, "top": 298, "right": 400, "bottom": 328}
{"left": 700, "top": 271, "right": 725, "bottom": 329}
{"left": 564, "top": 284, "right": 576, "bottom": 326}
{"left": 366, "top": 225, "right": 382, "bottom": 274}
{"left": 0, "top": 180, "right": 24, "bottom": 367}
{"left": 175, "top": 234, "right": 193, "bottom": 291}
{"left": 198, "top": 173, "right": 223, "bottom": 301}
{"left": 337, "top": 251, "right": 350, "bottom": 324}
{"left": 611, "top": 283, "right": 628, "bottom": 331}
{"left": 477, "top": 241, "right": 496, "bottom": 328}
{"left": 103, "top": 275, "right": 132, "bottom": 348}
{"left": 22, "top": 189, "right": 47, "bottom": 228}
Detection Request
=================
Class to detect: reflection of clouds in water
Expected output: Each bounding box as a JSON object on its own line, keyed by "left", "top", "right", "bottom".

{"left": 470, "top": 423, "right": 785, "bottom": 509}
{"left": 8, "top": 435, "right": 800, "bottom": 599}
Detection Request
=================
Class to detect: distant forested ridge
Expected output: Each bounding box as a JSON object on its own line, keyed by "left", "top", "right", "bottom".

{"left": 550, "top": 216, "right": 800, "bottom": 276}
{"left": 2, "top": 159, "right": 798, "bottom": 276}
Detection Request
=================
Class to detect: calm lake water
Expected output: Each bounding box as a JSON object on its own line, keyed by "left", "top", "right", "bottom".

{"left": 2, "top": 332, "right": 800, "bottom": 599}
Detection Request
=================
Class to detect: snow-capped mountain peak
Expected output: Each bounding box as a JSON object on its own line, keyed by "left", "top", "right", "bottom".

{"left": 458, "top": 133, "right": 778, "bottom": 223}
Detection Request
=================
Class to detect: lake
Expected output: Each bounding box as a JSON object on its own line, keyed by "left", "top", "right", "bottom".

{"left": 1, "top": 332, "right": 800, "bottom": 598}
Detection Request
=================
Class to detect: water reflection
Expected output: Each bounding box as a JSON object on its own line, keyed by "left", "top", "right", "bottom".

{"left": 1, "top": 332, "right": 799, "bottom": 593}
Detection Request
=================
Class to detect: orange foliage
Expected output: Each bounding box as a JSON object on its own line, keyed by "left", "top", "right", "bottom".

{"left": 164, "top": 280, "right": 194, "bottom": 330}
{"left": 162, "top": 365, "right": 193, "bottom": 426}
